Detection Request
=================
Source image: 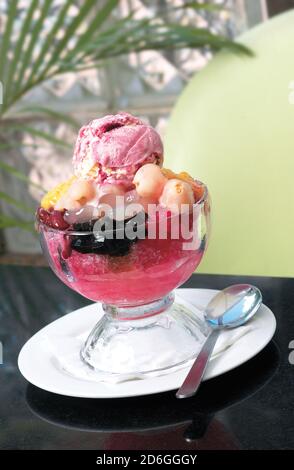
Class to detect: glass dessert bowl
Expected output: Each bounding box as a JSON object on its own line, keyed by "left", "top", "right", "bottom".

{"left": 37, "top": 186, "right": 210, "bottom": 378}
{"left": 36, "top": 112, "right": 211, "bottom": 379}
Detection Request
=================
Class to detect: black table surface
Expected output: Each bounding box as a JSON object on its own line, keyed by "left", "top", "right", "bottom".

{"left": 0, "top": 264, "right": 294, "bottom": 450}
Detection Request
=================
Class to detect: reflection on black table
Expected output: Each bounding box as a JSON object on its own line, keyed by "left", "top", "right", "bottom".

{"left": 0, "top": 265, "right": 293, "bottom": 449}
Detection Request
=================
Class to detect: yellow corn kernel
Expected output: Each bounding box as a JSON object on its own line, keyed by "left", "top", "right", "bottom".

{"left": 41, "top": 176, "right": 76, "bottom": 210}
{"left": 161, "top": 167, "right": 177, "bottom": 180}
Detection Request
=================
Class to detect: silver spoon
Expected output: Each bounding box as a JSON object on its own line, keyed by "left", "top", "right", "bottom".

{"left": 176, "top": 284, "right": 262, "bottom": 399}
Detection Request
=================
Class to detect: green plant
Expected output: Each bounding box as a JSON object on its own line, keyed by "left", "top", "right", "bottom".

{"left": 0, "top": 0, "right": 251, "bottom": 232}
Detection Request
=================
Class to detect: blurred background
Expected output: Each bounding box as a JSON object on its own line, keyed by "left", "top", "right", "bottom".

{"left": 0, "top": 0, "right": 292, "bottom": 271}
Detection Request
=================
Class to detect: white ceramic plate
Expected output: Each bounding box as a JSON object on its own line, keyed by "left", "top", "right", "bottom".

{"left": 18, "top": 288, "right": 276, "bottom": 399}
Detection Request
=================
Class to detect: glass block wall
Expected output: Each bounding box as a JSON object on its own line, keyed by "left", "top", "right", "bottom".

{"left": 0, "top": 0, "right": 266, "bottom": 253}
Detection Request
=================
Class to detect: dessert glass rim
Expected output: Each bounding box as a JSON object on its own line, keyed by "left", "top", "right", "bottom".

{"left": 36, "top": 180, "right": 208, "bottom": 236}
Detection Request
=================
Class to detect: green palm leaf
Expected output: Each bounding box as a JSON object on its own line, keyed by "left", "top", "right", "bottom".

{"left": 62, "top": 0, "right": 119, "bottom": 61}
{"left": 74, "top": 21, "right": 251, "bottom": 62}
{"left": 24, "top": 0, "right": 73, "bottom": 87}
{"left": 173, "top": 1, "right": 225, "bottom": 11}
{"left": 0, "top": 142, "right": 37, "bottom": 150}
{"left": 0, "top": 0, "right": 18, "bottom": 87}
{"left": 17, "top": 106, "right": 80, "bottom": 128}
{"left": 37, "top": 0, "right": 117, "bottom": 82}
{"left": 60, "top": 13, "right": 137, "bottom": 67}
{"left": 3, "top": 1, "right": 251, "bottom": 109}
{"left": 58, "top": 16, "right": 251, "bottom": 75}
{"left": 4, "top": 0, "right": 39, "bottom": 106}
{"left": 9, "top": 124, "right": 72, "bottom": 149}
{"left": 0, "top": 161, "right": 45, "bottom": 192}
{"left": 0, "top": 214, "right": 34, "bottom": 231}
{"left": 0, "top": 192, "right": 35, "bottom": 213}
{"left": 12, "top": 0, "right": 52, "bottom": 100}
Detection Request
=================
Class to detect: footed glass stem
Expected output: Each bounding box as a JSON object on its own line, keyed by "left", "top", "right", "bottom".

{"left": 80, "top": 292, "right": 207, "bottom": 378}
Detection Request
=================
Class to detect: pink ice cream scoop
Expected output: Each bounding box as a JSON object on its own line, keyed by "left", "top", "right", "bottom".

{"left": 73, "top": 112, "right": 163, "bottom": 187}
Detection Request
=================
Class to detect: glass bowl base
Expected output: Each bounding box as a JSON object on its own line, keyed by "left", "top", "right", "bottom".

{"left": 80, "top": 293, "right": 209, "bottom": 379}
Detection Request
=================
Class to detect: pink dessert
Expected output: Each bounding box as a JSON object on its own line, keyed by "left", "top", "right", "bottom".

{"left": 40, "top": 222, "right": 204, "bottom": 305}
{"left": 37, "top": 113, "right": 209, "bottom": 306}
{"left": 73, "top": 112, "right": 163, "bottom": 187}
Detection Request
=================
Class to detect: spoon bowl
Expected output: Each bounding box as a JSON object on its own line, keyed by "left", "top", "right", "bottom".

{"left": 176, "top": 284, "right": 262, "bottom": 399}
{"left": 205, "top": 284, "right": 262, "bottom": 328}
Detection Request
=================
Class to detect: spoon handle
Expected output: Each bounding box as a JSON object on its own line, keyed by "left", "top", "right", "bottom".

{"left": 176, "top": 329, "right": 220, "bottom": 399}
